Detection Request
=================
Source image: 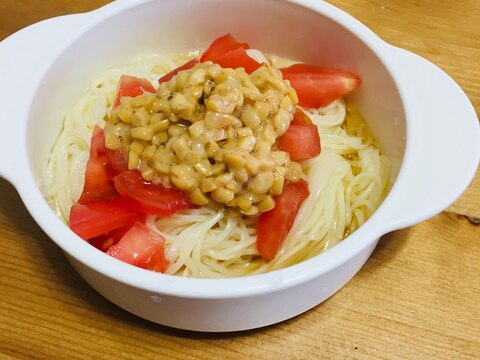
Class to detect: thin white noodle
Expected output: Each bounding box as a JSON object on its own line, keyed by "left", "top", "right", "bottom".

{"left": 43, "top": 53, "right": 391, "bottom": 278}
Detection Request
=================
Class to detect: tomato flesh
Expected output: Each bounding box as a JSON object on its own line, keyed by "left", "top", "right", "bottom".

{"left": 113, "top": 75, "right": 156, "bottom": 107}
{"left": 69, "top": 196, "right": 142, "bottom": 240}
{"left": 257, "top": 180, "right": 310, "bottom": 261}
{"left": 291, "top": 108, "right": 313, "bottom": 125}
{"left": 281, "top": 64, "right": 361, "bottom": 108}
{"left": 89, "top": 224, "right": 134, "bottom": 252}
{"left": 200, "top": 33, "right": 249, "bottom": 62}
{"left": 106, "top": 149, "right": 128, "bottom": 173}
{"left": 159, "top": 59, "right": 199, "bottom": 83}
{"left": 278, "top": 124, "right": 321, "bottom": 162}
{"left": 211, "top": 47, "right": 262, "bottom": 74}
{"left": 114, "top": 170, "right": 193, "bottom": 217}
{"left": 106, "top": 222, "right": 169, "bottom": 273}
{"left": 78, "top": 127, "right": 118, "bottom": 204}
{"left": 199, "top": 33, "right": 261, "bottom": 74}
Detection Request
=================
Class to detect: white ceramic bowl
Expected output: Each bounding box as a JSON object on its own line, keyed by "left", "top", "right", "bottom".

{"left": 0, "top": 0, "right": 478, "bottom": 332}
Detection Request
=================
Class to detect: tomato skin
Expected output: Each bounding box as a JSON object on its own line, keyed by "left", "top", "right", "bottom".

{"left": 281, "top": 64, "right": 361, "bottom": 108}
{"left": 278, "top": 123, "right": 321, "bottom": 162}
{"left": 211, "top": 47, "right": 262, "bottom": 74}
{"left": 159, "top": 59, "right": 199, "bottom": 83}
{"left": 257, "top": 180, "right": 310, "bottom": 261}
{"left": 106, "top": 222, "right": 169, "bottom": 273}
{"left": 114, "top": 170, "right": 194, "bottom": 216}
{"left": 113, "top": 75, "right": 156, "bottom": 107}
{"left": 69, "top": 196, "right": 142, "bottom": 240}
{"left": 78, "top": 127, "right": 118, "bottom": 204}
{"left": 200, "top": 33, "right": 249, "bottom": 62}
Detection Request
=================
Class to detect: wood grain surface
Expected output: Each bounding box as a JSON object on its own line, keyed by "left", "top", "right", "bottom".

{"left": 0, "top": 1, "right": 479, "bottom": 359}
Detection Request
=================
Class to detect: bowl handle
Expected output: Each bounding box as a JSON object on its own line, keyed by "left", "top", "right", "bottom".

{"left": 381, "top": 46, "right": 479, "bottom": 230}
{"left": 0, "top": 14, "right": 89, "bottom": 183}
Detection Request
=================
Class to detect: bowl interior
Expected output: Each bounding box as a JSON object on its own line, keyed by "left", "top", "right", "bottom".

{"left": 28, "top": 0, "right": 406, "bottom": 185}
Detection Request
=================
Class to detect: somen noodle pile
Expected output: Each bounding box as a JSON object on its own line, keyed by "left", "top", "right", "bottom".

{"left": 42, "top": 52, "right": 391, "bottom": 278}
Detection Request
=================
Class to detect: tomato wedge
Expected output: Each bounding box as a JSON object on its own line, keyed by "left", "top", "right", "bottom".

{"left": 114, "top": 170, "right": 193, "bottom": 217}
{"left": 69, "top": 196, "right": 142, "bottom": 240}
{"left": 89, "top": 224, "right": 135, "bottom": 252}
{"left": 281, "top": 64, "right": 361, "bottom": 108}
{"left": 257, "top": 180, "right": 310, "bottom": 261}
{"left": 291, "top": 108, "right": 313, "bottom": 125}
{"left": 78, "top": 126, "right": 118, "bottom": 204}
{"left": 106, "top": 149, "right": 128, "bottom": 173}
{"left": 278, "top": 114, "right": 321, "bottom": 162}
{"left": 199, "top": 33, "right": 261, "bottom": 74}
{"left": 159, "top": 59, "right": 199, "bottom": 84}
{"left": 212, "top": 47, "right": 262, "bottom": 74}
{"left": 278, "top": 124, "right": 321, "bottom": 162}
{"left": 113, "top": 75, "right": 156, "bottom": 107}
{"left": 106, "top": 222, "right": 170, "bottom": 273}
{"left": 200, "top": 33, "right": 249, "bottom": 62}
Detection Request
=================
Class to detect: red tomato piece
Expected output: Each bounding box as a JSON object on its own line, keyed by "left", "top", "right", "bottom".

{"left": 69, "top": 196, "right": 142, "bottom": 240}
{"left": 158, "top": 59, "right": 199, "bottom": 83}
{"left": 114, "top": 170, "right": 193, "bottom": 216}
{"left": 106, "top": 149, "right": 128, "bottom": 173}
{"left": 212, "top": 47, "right": 262, "bottom": 74}
{"left": 106, "top": 222, "right": 170, "bottom": 273}
{"left": 78, "top": 126, "right": 118, "bottom": 204}
{"left": 89, "top": 225, "right": 132, "bottom": 252}
{"left": 281, "top": 64, "right": 361, "bottom": 108}
{"left": 113, "top": 75, "right": 156, "bottom": 107}
{"left": 291, "top": 108, "right": 313, "bottom": 126}
{"left": 278, "top": 123, "right": 321, "bottom": 162}
{"left": 257, "top": 180, "right": 310, "bottom": 261}
{"left": 200, "top": 33, "right": 249, "bottom": 62}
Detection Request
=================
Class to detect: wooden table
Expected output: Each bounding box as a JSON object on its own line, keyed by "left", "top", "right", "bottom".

{"left": 0, "top": 1, "right": 478, "bottom": 359}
